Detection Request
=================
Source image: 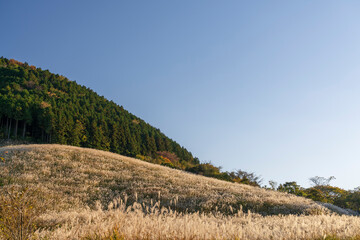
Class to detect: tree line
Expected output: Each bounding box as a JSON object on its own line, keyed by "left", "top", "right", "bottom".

{"left": 263, "top": 176, "right": 360, "bottom": 214}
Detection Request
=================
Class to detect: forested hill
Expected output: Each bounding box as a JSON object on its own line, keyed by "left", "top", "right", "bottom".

{"left": 0, "top": 57, "right": 199, "bottom": 169}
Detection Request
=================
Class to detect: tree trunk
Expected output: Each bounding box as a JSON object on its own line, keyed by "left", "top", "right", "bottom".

{"left": 31, "top": 124, "right": 35, "bottom": 138}
{"left": 8, "top": 118, "right": 12, "bottom": 139}
{"left": 22, "top": 122, "right": 26, "bottom": 138}
{"left": 15, "top": 119, "right": 19, "bottom": 138}
{"left": 5, "top": 117, "right": 9, "bottom": 135}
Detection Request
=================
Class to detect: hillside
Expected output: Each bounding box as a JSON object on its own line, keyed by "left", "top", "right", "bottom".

{"left": 1, "top": 144, "right": 360, "bottom": 240}
{"left": 0, "top": 58, "right": 197, "bottom": 169}
{"left": 0, "top": 144, "right": 349, "bottom": 215}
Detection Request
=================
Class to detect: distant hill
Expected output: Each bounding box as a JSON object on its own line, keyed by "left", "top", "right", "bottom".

{"left": 0, "top": 144, "right": 352, "bottom": 216}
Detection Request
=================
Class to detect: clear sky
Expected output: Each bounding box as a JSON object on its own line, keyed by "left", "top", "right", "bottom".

{"left": 1, "top": 1, "right": 360, "bottom": 190}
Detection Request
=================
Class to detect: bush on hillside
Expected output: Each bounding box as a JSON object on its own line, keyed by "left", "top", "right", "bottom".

{"left": 0, "top": 185, "right": 49, "bottom": 240}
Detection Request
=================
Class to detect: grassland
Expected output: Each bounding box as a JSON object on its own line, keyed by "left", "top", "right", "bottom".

{"left": 0, "top": 144, "right": 359, "bottom": 239}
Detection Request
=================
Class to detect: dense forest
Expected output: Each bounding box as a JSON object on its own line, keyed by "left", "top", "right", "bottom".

{"left": 0, "top": 57, "right": 199, "bottom": 164}
{"left": 1, "top": 57, "right": 359, "bottom": 214}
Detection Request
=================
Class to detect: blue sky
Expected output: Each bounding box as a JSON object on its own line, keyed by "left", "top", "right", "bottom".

{"left": 1, "top": 1, "right": 360, "bottom": 189}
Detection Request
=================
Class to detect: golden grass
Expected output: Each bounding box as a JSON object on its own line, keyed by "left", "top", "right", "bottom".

{"left": 1, "top": 144, "right": 360, "bottom": 239}
{"left": 34, "top": 198, "right": 360, "bottom": 240}
{"left": 0, "top": 144, "right": 332, "bottom": 215}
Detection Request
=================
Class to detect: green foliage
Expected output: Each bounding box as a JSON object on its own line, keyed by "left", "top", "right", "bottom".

{"left": 303, "top": 185, "right": 347, "bottom": 204}
{"left": 186, "top": 163, "right": 222, "bottom": 177}
{"left": 184, "top": 164, "right": 254, "bottom": 182}
{"left": 0, "top": 57, "right": 195, "bottom": 165}
{"left": 275, "top": 177, "right": 360, "bottom": 214}
{"left": 278, "top": 181, "right": 305, "bottom": 196}
{"left": 160, "top": 162, "right": 176, "bottom": 169}
{"left": 227, "top": 170, "right": 263, "bottom": 187}
{"left": 343, "top": 188, "right": 360, "bottom": 212}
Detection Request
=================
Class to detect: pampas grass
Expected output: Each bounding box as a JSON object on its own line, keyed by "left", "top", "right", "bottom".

{"left": 1, "top": 144, "right": 360, "bottom": 239}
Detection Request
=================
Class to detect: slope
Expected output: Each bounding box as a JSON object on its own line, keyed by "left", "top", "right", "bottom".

{"left": 0, "top": 144, "right": 351, "bottom": 216}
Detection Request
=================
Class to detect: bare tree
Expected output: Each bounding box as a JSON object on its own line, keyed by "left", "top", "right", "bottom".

{"left": 309, "top": 176, "right": 336, "bottom": 187}
{"left": 268, "top": 180, "right": 278, "bottom": 190}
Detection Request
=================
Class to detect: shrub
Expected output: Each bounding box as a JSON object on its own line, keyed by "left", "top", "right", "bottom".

{"left": 0, "top": 185, "right": 48, "bottom": 240}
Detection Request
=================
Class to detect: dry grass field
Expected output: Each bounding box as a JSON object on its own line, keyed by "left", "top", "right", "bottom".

{"left": 1, "top": 144, "right": 359, "bottom": 239}
{"left": 36, "top": 201, "right": 360, "bottom": 240}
